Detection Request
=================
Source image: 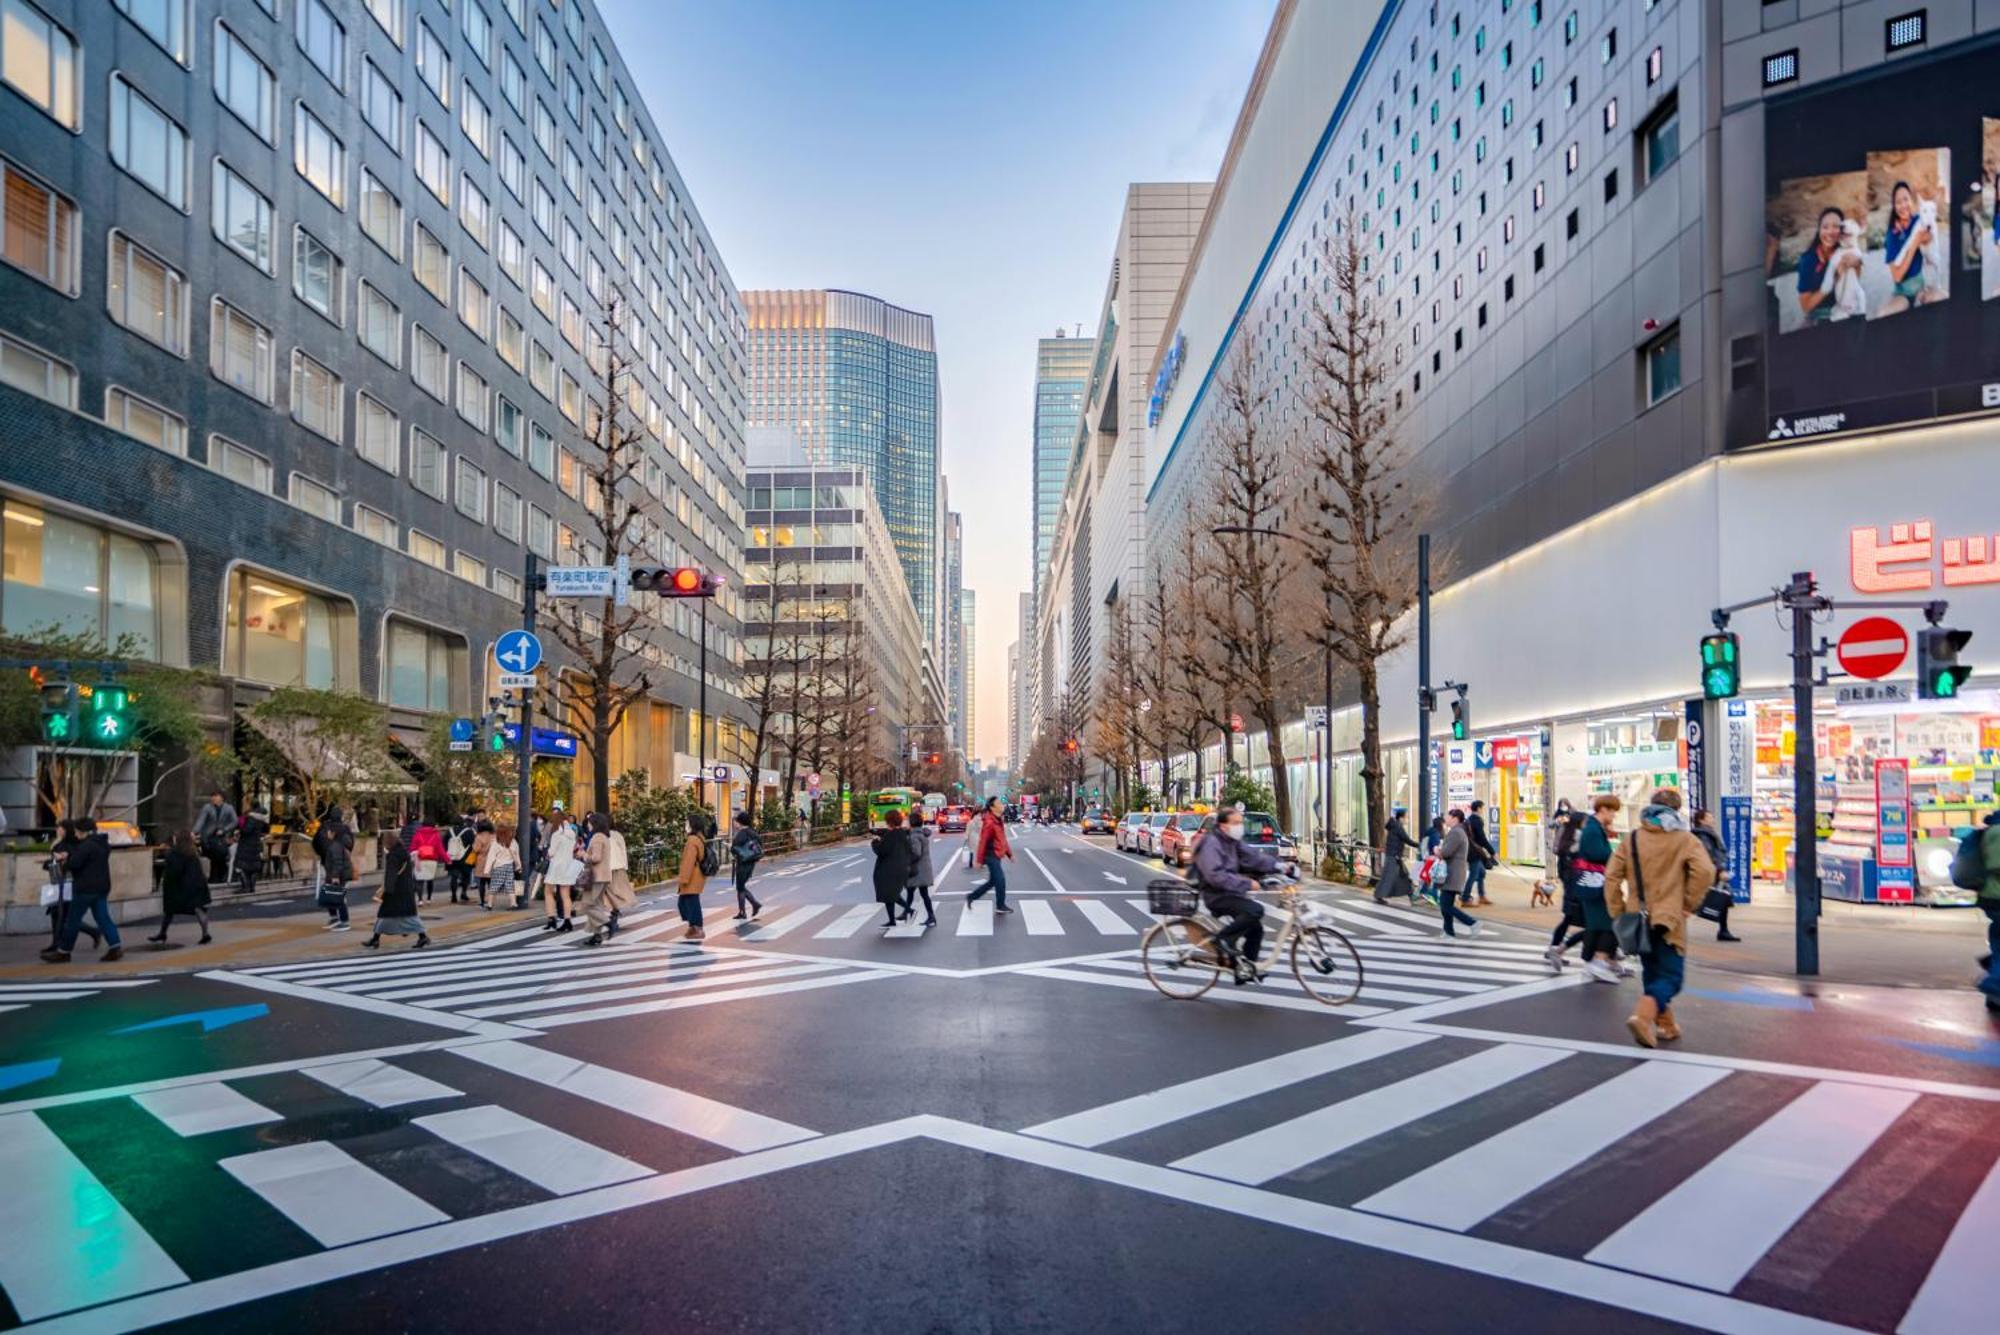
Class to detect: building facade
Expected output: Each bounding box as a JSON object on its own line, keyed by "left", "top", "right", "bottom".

{"left": 942, "top": 507, "right": 964, "bottom": 755}
{"left": 1030, "top": 334, "right": 1091, "bottom": 604}
{"left": 0, "top": 0, "right": 748, "bottom": 831}
{"left": 960, "top": 585, "right": 975, "bottom": 764}
{"left": 741, "top": 288, "right": 942, "bottom": 655}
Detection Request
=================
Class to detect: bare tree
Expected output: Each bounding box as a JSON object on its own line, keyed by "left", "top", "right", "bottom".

{"left": 1301, "top": 207, "right": 1428, "bottom": 849}
{"left": 733, "top": 548, "right": 812, "bottom": 824}
{"left": 1093, "top": 598, "right": 1146, "bottom": 807}
{"left": 1166, "top": 524, "right": 1231, "bottom": 803}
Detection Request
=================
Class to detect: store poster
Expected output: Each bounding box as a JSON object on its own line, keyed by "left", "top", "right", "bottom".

{"left": 1723, "top": 700, "right": 1753, "bottom": 799}
{"left": 1721, "top": 795, "right": 1754, "bottom": 903}
{"left": 1446, "top": 744, "right": 1475, "bottom": 807}
{"left": 1876, "top": 757, "right": 1914, "bottom": 902}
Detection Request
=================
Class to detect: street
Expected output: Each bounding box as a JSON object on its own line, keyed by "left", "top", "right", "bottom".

{"left": 2, "top": 825, "right": 1995, "bottom": 1334}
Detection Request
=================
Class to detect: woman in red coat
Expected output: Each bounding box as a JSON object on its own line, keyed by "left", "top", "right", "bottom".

{"left": 964, "top": 798, "right": 1014, "bottom": 914}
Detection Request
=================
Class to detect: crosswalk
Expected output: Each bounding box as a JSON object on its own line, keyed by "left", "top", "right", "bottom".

{"left": 1023, "top": 1030, "right": 2000, "bottom": 1333}
{"left": 0, "top": 977, "right": 155, "bottom": 1016}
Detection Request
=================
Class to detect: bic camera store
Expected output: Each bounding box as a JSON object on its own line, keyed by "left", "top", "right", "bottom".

{"left": 1314, "top": 421, "right": 2000, "bottom": 909}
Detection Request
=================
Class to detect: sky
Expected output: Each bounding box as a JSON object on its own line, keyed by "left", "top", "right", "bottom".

{"left": 599, "top": 0, "right": 1274, "bottom": 766}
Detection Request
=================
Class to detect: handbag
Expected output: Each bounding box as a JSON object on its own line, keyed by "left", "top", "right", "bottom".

{"left": 1611, "top": 831, "right": 1653, "bottom": 957}
{"left": 315, "top": 880, "right": 347, "bottom": 909}
{"left": 1695, "top": 886, "right": 1733, "bottom": 921}
{"left": 414, "top": 857, "right": 440, "bottom": 881}
{"left": 38, "top": 881, "right": 71, "bottom": 907}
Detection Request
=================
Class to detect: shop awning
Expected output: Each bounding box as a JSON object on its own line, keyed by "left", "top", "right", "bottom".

{"left": 236, "top": 710, "right": 418, "bottom": 795}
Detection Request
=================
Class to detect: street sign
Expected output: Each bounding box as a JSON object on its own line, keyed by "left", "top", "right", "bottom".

{"left": 497, "top": 722, "right": 579, "bottom": 757}
{"left": 614, "top": 554, "right": 631, "bottom": 607}
{"left": 711, "top": 765, "right": 730, "bottom": 782}
{"left": 449, "top": 717, "right": 475, "bottom": 744}
{"left": 494, "top": 629, "right": 543, "bottom": 674}
{"left": 544, "top": 565, "right": 618, "bottom": 598}
{"left": 496, "top": 672, "right": 537, "bottom": 690}
{"left": 1836, "top": 682, "right": 1911, "bottom": 706}
{"left": 1836, "top": 616, "right": 1908, "bottom": 680}
{"left": 1304, "top": 705, "right": 1328, "bottom": 728}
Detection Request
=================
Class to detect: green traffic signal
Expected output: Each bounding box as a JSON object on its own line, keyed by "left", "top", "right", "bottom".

{"left": 1917, "top": 627, "right": 1973, "bottom": 701}
{"left": 44, "top": 710, "right": 73, "bottom": 742}
{"left": 1700, "top": 632, "right": 1740, "bottom": 700}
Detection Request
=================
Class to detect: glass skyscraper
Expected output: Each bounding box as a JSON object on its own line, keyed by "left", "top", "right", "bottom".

{"left": 1032, "top": 337, "right": 1092, "bottom": 602}
{"left": 744, "top": 290, "right": 941, "bottom": 650}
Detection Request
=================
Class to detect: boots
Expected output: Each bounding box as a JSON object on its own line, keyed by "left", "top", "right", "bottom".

{"left": 1654, "top": 1008, "right": 1682, "bottom": 1043}
{"left": 1625, "top": 995, "right": 1660, "bottom": 1049}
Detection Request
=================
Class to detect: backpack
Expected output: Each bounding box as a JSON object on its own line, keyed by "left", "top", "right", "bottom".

{"left": 1949, "top": 827, "right": 1989, "bottom": 892}
{"left": 446, "top": 829, "right": 468, "bottom": 861}
{"left": 698, "top": 835, "right": 720, "bottom": 878}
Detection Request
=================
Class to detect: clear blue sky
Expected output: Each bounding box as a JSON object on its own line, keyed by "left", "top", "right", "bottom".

{"left": 599, "top": 0, "right": 1274, "bottom": 764}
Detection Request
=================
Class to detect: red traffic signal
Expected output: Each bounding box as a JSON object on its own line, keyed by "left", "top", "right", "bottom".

{"left": 629, "top": 566, "right": 718, "bottom": 597}
{"left": 926, "top": 752, "right": 941, "bottom": 765}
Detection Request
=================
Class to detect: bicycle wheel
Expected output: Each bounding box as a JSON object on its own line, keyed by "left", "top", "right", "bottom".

{"left": 1142, "top": 919, "right": 1221, "bottom": 1000}
{"left": 1291, "top": 924, "right": 1364, "bottom": 1006}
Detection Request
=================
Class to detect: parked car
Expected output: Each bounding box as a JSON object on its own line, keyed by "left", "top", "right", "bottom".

{"left": 1134, "top": 811, "right": 1176, "bottom": 858}
{"left": 1157, "top": 812, "right": 1211, "bottom": 867}
{"left": 938, "top": 805, "right": 971, "bottom": 833}
{"left": 1079, "top": 806, "right": 1115, "bottom": 835}
{"left": 1115, "top": 811, "right": 1149, "bottom": 852}
{"left": 1238, "top": 810, "right": 1302, "bottom": 877}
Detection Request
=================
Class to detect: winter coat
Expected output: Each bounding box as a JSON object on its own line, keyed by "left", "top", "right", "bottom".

{"left": 677, "top": 834, "right": 707, "bottom": 896}
{"left": 378, "top": 845, "right": 419, "bottom": 917}
{"left": 161, "top": 848, "right": 211, "bottom": 914}
{"left": 193, "top": 800, "right": 237, "bottom": 842}
{"left": 905, "top": 825, "right": 934, "bottom": 888}
{"left": 1384, "top": 816, "right": 1417, "bottom": 861}
{"left": 1193, "top": 828, "right": 1280, "bottom": 899}
{"left": 1692, "top": 825, "right": 1727, "bottom": 879}
{"left": 542, "top": 825, "right": 585, "bottom": 886}
{"left": 1604, "top": 816, "right": 1716, "bottom": 952}
{"left": 871, "top": 829, "right": 916, "bottom": 904}
{"left": 1979, "top": 818, "right": 2000, "bottom": 902}
{"left": 587, "top": 831, "right": 635, "bottom": 909}
{"left": 1436, "top": 825, "right": 1471, "bottom": 893}
{"left": 1467, "top": 812, "right": 1496, "bottom": 864}
{"left": 315, "top": 819, "right": 355, "bottom": 881}
{"left": 64, "top": 833, "right": 113, "bottom": 897}
{"left": 409, "top": 824, "right": 448, "bottom": 866}
{"left": 973, "top": 811, "right": 1011, "bottom": 864}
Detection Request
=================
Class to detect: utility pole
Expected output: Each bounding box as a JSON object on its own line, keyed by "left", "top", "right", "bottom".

{"left": 1416, "top": 533, "right": 1433, "bottom": 837}
{"left": 696, "top": 590, "right": 709, "bottom": 819}
{"left": 516, "top": 552, "right": 539, "bottom": 860}
{"left": 1786, "top": 572, "right": 1820, "bottom": 976}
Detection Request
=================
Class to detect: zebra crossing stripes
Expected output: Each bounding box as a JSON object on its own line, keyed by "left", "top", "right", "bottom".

{"left": 0, "top": 978, "right": 156, "bottom": 1015}
{"left": 411, "top": 1105, "right": 651, "bottom": 1195}
{"left": 220, "top": 1140, "right": 451, "bottom": 1247}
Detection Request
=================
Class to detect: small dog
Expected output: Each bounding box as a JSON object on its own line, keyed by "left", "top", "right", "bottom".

{"left": 1831, "top": 219, "right": 1868, "bottom": 320}
{"left": 1530, "top": 878, "right": 1556, "bottom": 909}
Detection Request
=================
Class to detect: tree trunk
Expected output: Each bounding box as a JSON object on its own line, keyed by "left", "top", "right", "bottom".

{"left": 590, "top": 719, "right": 613, "bottom": 816}
{"left": 1258, "top": 703, "right": 1294, "bottom": 832}
{"left": 1358, "top": 658, "right": 1385, "bottom": 852}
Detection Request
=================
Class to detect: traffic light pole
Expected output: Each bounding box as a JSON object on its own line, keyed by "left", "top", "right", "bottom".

{"left": 696, "top": 590, "right": 709, "bottom": 819}
{"left": 1416, "top": 534, "right": 1432, "bottom": 839}
{"left": 516, "top": 552, "right": 538, "bottom": 862}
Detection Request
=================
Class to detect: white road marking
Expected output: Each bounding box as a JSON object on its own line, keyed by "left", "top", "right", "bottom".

{"left": 1024, "top": 1030, "right": 1438, "bottom": 1147}
{"left": 201, "top": 970, "right": 540, "bottom": 1040}
{"left": 1073, "top": 899, "right": 1135, "bottom": 935}
{"left": 815, "top": 903, "right": 887, "bottom": 938}
{"left": 531, "top": 967, "right": 901, "bottom": 1028}
{"left": 1018, "top": 899, "right": 1062, "bottom": 935}
{"left": 0, "top": 988, "right": 98, "bottom": 1001}
{"left": 359, "top": 948, "right": 717, "bottom": 1000}
{"left": 885, "top": 909, "right": 931, "bottom": 938}
{"left": 1173, "top": 1044, "right": 1574, "bottom": 1184}
{"left": 301, "top": 1058, "right": 461, "bottom": 1109}
{"left": 1023, "top": 966, "right": 1389, "bottom": 1017}
{"left": 957, "top": 900, "right": 995, "bottom": 936}
{"left": 1312, "top": 904, "right": 1426, "bottom": 937}
{"left": 739, "top": 904, "right": 834, "bottom": 940}
{"left": 133, "top": 1083, "right": 283, "bottom": 1137}
{"left": 1900, "top": 1145, "right": 2000, "bottom": 1334}
{"left": 449, "top": 1040, "right": 815, "bottom": 1151}
{"left": 459, "top": 961, "right": 846, "bottom": 1019}
{"left": 220, "top": 1141, "right": 449, "bottom": 1247}
{"left": 1355, "top": 1061, "right": 1731, "bottom": 1230}
{"left": 1585, "top": 1082, "right": 1917, "bottom": 1291}
{"left": 1084, "top": 957, "right": 1454, "bottom": 1006}
{"left": 1101, "top": 872, "right": 1127, "bottom": 884}
{"left": 414, "top": 1105, "right": 651, "bottom": 1194}
{"left": 1023, "top": 848, "right": 1066, "bottom": 891}
{"left": 0, "top": 1111, "right": 188, "bottom": 1320}
{"left": 412, "top": 955, "right": 772, "bottom": 1010}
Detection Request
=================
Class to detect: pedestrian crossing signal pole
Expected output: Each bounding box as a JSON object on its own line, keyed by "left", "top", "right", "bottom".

{"left": 1416, "top": 534, "right": 1433, "bottom": 839}
{"left": 516, "top": 551, "right": 539, "bottom": 861}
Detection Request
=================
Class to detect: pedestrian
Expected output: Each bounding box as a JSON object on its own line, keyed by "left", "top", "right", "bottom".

{"left": 729, "top": 810, "right": 765, "bottom": 920}
{"left": 1690, "top": 808, "right": 1740, "bottom": 942}
{"left": 1543, "top": 805, "right": 1590, "bottom": 971}
{"left": 1572, "top": 795, "right": 1626, "bottom": 982}
{"left": 1422, "top": 815, "right": 1445, "bottom": 854}
{"left": 540, "top": 810, "right": 583, "bottom": 932}
{"left": 410, "top": 817, "right": 448, "bottom": 903}
{"left": 41, "top": 819, "right": 102, "bottom": 953}
{"left": 675, "top": 812, "right": 709, "bottom": 941}
{"left": 193, "top": 789, "right": 237, "bottom": 884}
{"left": 1533, "top": 799, "right": 1571, "bottom": 908}
{"left": 964, "top": 796, "right": 1014, "bottom": 915}
{"left": 1193, "top": 808, "right": 1284, "bottom": 985}
{"left": 1435, "top": 809, "right": 1482, "bottom": 939}
{"left": 40, "top": 817, "right": 122, "bottom": 963}
{"left": 1604, "top": 787, "right": 1715, "bottom": 1049}
{"left": 482, "top": 819, "right": 521, "bottom": 910}
{"left": 1972, "top": 810, "right": 2000, "bottom": 1013}
{"left": 149, "top": 831, "right": 212, "bottom": 945}
{"left": 447, "top": 809, "right": 482, "bottom": 903}
{"left": 1465, "top": 799, "right": 1497, "bottom": 906}
{"left": 314, "top": 806, "right": 355, "bottom": 932}
{"left": 470, "top": 818, "right": 498, "bottom": 908}
{"left": 1374, "top": 805, "right": 1417, "bottom": 903}
{"left": 871, "top": 808, "right": 916, "bottom": 928}
{"left": 902, "top": 808, "right": 937, "bottom": 927}
{"left": 363, "top": 829, "right": 431, "bottom": 950}
{"left": 235, "top": 803, "right": 270, "bottom": 895}
{"left": 580, "top": 812, "right": 634, "bottom": 946}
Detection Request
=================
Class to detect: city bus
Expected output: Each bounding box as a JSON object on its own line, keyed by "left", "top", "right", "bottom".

{"left": 867, "top": 787, "right": 922, "bottom": 828}
{"left": 921, "top": 792, "right": 947, "bottom": 817}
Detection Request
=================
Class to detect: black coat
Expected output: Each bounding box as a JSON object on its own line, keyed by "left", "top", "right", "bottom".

{"left": 161, "top": 848, "right": 211, "bottom": 913}
{"left": 316, "top": 820, "right": 355, "bottom": 881}
{"left": 64, "top": 834, "right": 113, "bottom": 898}
{"left": 378, "top": 847, "right": 419, "bottom": 917}
{"left": 870, "top": 830, "right": 915, "bottom": 905}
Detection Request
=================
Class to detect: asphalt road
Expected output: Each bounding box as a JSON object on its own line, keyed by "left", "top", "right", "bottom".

{"left": 3, "top": 822, "right": 1997, "bottom": 1334}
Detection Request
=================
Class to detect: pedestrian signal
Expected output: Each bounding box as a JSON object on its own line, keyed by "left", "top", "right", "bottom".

{"left": 1449, "top": 690, "right": 1469, "bottom": 742}
{"left": 1700, "top": 632, "right": 1740, "bottom": 700}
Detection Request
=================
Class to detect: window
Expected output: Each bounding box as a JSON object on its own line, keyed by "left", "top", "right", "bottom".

{"left": 213, "top": 23, "right": 275, "bottom": 141}
{"left": 361, "top": 59, "right": 402, "bottom": 150}
{"left": 413, "top": 224, "right": 448, "bottom": 302}
{"left": 1566, "top": 208, "right": 1580, "bottom": 239}
{"left": 292, "top": 228, "right": 343, "bottom": 324}
{"left": 461, "top": 1, "right": 493, "bottom": 66}
{"left": 387, "top": 619, "right": 458, "bottom": 708}
{"left": 358, "top": 169, "right": 402, "bottom": 259}
{"left": 105, "top": 231, "right": 189, "bottom": 354}
{"left": 116, "top": 0, "right": 189, "bottom": 63}
{"left": 207, "top": 161, "right": 273, "bottom": 274}
{"left": 411, "top": 325, "right": 447, "bottom": 398}
{"left": 1647, "top": 46, "right": 1664, "bottom": 85}
{"left": 363, "top": 0, "right": 402, "bottom": 45}
{"left": 558, "top": 370, "right": 579, "bottom": 424}
{"left": 454, "top": 457, "right": 487, "bottom": 522}
{"left": 531, "top": 180, "right": 555, "bottom": 237}
{"left": 409, "top": 530, "right": 446, "bottom": 568}
{"left": 533, "top": 20, "right": 555, "bottom": 77}
{"left": 456, "top": 362, "right": 489, "bottom": 429}
{"left": 457, "top": 267, "right": 489, "bottom": 337}
{"left": 290, "top": 350, "right": 342, "bottom": 440}
{"left": 496, "top": 220, "right": 525, "bottom": 285}
{"left": 351, "top": 392, "right": 397, "bottom": 472}
{"left": 1645, "top": 325, "right": 1681, "bottom": 404}
{"left": 410, "top": 428, "right": 445, "bottom": 498}
{"left": 527, "top": 504, "right": 553, "bottom": 557}
{"left": 2, "top": 0, "right": 79, "bottom": 129}
{"left": 415, "top": 21, "right": 450, "bottom": 107}
{"left": 1602, "top": 27, "right": 1617, "bottom": 64}
{"left": 105, "top": 386, "right": 185, "bottom": 454}
{"left": 1885, "top": 10, "right": 1926, "bottom": 51}
{"left": 1604, "top": 98, "right": 1618, "bottom": 132}
{"left": 111, "top": 76, "right": 190, "bottom": 208}
{"left": 209, "top": 436, "right": 270, "bottom": 491}
{"left": 492, "top": 568, "right": 521, "bottom": 602}
{"left": 357, "top": 281, "right": 399, "bottom": 365}
{"left": 353, "top": 504, "right": 396, "bottom": 547}
{"left": 500, "top": 48, "right": 525, "bottom": 112}
{"left": 224, "top": 568, "right": 338, "bottom": 688}
{"left": 209, "top": 299, "right": 273, "bottom": 401}
{"left": 458, "top": 176, "right": 489, "bottom": 247}
{"left": 528, "top": 424, "right": 554, "bottom": 480}
{"left": 1565, "top": 141, "right": 1580, "bottom": 174}
{"left": 294, "top": 0, "right": 345, "bottom": 89}
{"left": 1640, "top": 95, "right": 1680, "bottom": 186}
{"left": 2, "top": 501, "right": 160, "bottom": 656}
{"left": 529, "top": 340, "right": 553, "bottom": 398}
{"left": 533, "top": 100, "right": 557, "bottom": 160}
{"left": 497, "top": 307, "right": 524, "bottom": 369}
{"left": 289, "top": 472, "right": 340, "bottom": 522}
{"left": 530, "top": 259, "right": 556, "bottom": 316}
{"left": 461, "top": 83, "right": 491, "bottom": 158}
{"left": 1533, "top": 243, "right": 1546, "bottom": 272}
{"left": 559, "top": 294, "right": 583, "bottom": 349}
{"left": 1, "top": 158, "right": 77, "bottom": 293}
{"left": 498, "top": 135, "right": 525, "bottom": 203}
{"left": 1604, "top": 168, "right": 1619, "bottom": 202}
{"left": 414, "top": 121, "right": 450, "bottom": 204}
{"left": 293, "top": 103, "right": 345, "bottom": 207}
{"left": 494, "top": 396, "right": 522, "bottom": 457}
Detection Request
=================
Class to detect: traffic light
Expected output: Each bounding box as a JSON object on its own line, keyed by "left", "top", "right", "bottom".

{"left": 1917, "top": 626, "right": 1973, "bottom": 700}
{"left": 88, "top": 683, "right": 131, "bottom": 745}
{"left": 926, "top": 752, "right": 941, "bottom": 765}
{"left": 40, "top": 681, "right": 77, "bottom": 744}
{"left": 1700, "top": 631, "right": 1741, "bottom": 700}
{"left": 1449, "top": 689, "right": 1469, "bottom": 742}
{"left": 629, "top": 566, "right": 720, "bottom": 597}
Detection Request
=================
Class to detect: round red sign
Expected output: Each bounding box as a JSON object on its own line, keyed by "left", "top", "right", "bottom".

{"left": 1836, "top": 616, "right": 1909, "bottom": 681}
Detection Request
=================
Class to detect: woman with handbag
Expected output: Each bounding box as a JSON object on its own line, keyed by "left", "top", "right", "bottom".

{"left": 673, "top": 813, "right": 708, "bottom": 941}
{"left": 409, "top": 820, "right": 448, "bottom": 903}
{"left": 484, "top": 820, "right": 521, "bottom": 910}
{"left": 315, "top": 807, "right": 356, "bottom": 932}
{"left": 1604, "top": 788, "right": 1717, "bottom": 1049}
{"left": 580, "top": 813, "right": 634, "bottom": 947}
{"left": 1572, "top": 796, "right": 1626, "bottom": 983}
{"left": 364, "top": 830, "right": 431, "bottom": 950}
{"left": 150, "top": 831, "right": 213, "bottom": 945}
{"left": 1690, "top": 808, "right": 1740, "bottom": 942}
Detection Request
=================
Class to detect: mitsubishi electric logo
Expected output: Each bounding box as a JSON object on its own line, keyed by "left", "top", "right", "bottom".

{"left": 1767, "top": 410, "right": 1847, "bottom": 441}
{"left": 1984, "top": 382, "right": 2000, "bottom": 408}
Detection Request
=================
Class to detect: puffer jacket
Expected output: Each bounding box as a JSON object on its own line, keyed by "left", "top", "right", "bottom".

{"left": 1603, "top": 807, "right": 1715, "bottom": 951}
{"left": 1193, "top": 828, "right": 1279, "bottom": 900}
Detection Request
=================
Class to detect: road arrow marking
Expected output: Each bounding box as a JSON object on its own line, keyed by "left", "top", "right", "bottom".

{"left": 112, "top": 1004, "right": 270, "bottom": 1036}
{"left": 0, "top": 1058, "right": 60, "bottom": 1092}
{"left": 1102, "top": 873, "right": 1127, "bottom": 884}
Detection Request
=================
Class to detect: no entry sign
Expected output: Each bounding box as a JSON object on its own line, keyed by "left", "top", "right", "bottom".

{"left": 1837, "top": 616, "right": 1909, "bottom": 680}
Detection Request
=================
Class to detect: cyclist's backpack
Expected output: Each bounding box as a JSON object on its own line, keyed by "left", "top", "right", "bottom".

{"left": 699, "top": 835, "right": 720, "bottom": 878}
{"left": 1949, "top": 827, "right": 1988, "bottom": 892}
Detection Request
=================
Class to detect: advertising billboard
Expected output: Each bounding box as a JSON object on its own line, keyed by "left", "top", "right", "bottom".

{"left": 1746, "top": 37, "right": 2000, "bottom": 447}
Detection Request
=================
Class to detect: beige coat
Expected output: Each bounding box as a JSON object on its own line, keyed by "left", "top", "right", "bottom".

{"left": 677, "top": 834, "right": 706, "bottom": 896}
{"left": 585, "top": 831, "right": 634, "bottom": 909}
{"left": 1604, "top": 824, "right": 1715, "bottom": 951}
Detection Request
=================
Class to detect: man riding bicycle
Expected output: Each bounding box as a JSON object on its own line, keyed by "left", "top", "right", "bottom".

{"left": 1192, "top": 807, "right": 1285, "bottom": 985}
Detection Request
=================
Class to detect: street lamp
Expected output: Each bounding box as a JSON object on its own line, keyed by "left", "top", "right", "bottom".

{"left": 1212, "top": 524, "right": 1334, "bottom": 859}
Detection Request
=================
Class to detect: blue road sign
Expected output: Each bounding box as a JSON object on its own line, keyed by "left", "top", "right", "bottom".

{"left": 495, "top": 629, "right": 543, "bottom": 674}
{"left": 449, "top": 717, "right": 475, "bottom": 743}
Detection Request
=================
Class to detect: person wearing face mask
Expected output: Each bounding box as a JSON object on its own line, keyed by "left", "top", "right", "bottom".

{"left": 1192, "top": 808, "right": 1283, "bottom": 985}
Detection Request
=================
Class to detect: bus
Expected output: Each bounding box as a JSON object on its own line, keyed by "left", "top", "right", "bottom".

{"left": 867, "top": 787, "right": 922, "bottom": 828}
{"left": 921, "top": 792, "right": 947, "bottom": 817}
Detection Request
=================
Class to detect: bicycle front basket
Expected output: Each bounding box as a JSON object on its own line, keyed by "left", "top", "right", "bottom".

{"left": 1146, "top": 878, "right": 1200, "bottom": 917}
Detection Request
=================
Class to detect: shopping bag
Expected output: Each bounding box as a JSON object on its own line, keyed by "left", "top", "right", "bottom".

{"left": 1694, "top": 887, "right": 1733, "bottom": 922}
{"left": 38, "top": 882, "right": 70, "bottom": 907}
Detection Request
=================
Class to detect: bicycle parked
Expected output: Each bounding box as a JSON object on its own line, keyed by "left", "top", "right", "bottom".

{"left": 1140, "top": 872, "right": 1364, "bottom": 1005}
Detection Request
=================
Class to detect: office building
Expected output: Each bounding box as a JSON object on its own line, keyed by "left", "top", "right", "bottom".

{"left": 960, "top": 586, "right": 975, "bottom": 763}
{"left": 942, "top": 507, "right": 964, "bottom": 754}
{"left": 1031, "top": 334, "right": 1091, "bottom": 602}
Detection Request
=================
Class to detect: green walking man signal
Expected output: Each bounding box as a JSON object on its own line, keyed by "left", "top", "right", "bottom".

{"left": 1700, "top": 631, "right": 1741, "bottom": 700}
{"left": 1916, "top": 626, "right": 1973, "bottom": 700}
{"left": 1448, "top": 687, "right": 1470, "bottom": 742}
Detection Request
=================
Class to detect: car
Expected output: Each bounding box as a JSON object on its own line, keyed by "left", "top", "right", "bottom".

{"left": 1237, "top": 810, "right": 1302, "bottom": 877}
{"left": 1115, "top": 811, "right": 1148, "bottom": 851}
{"left": 1079, "top": 807, "right": 1115, "bottom": 835}
{"left": 1157, "top": 812, "right": 1211, "bottom": 867}
{"left": 1134, "top": 811, "right": 1176, "bottom": 858}
{"left": 938, "top": 805, "right": 971, "bottom": 833}
{"left": 1003, "top": 805, "right": 1020, "bottom": 823}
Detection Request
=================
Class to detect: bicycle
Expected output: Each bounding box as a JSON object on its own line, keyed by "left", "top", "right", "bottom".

{"left": 1140, "top": 873, "right": 1364, "bottom": 1005}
